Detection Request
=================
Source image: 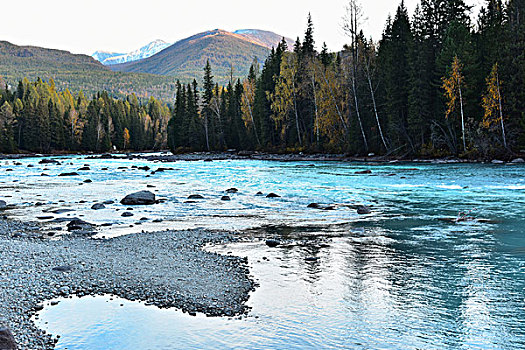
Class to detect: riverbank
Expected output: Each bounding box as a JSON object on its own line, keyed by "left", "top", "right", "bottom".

{"left": 0, "top": 219, "right": 254, "bottom": 350}
{"left": 2, "top": 150, "right": 524, "bottom": 164}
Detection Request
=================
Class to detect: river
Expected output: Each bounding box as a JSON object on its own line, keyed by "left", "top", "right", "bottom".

{"left": 2, "top": 155, "right": 524, "bottom": 349}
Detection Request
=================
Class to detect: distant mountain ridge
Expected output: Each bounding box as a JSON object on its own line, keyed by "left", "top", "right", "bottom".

{"left": 233, "top": 29, "right": 294, "bottom": 49}
{"left": 0, "top": 40, "right": 178, "bottom": 101}
{"left": 110, "top": 29, "right": 292, "bottom": 84}
{"left": 92, "top": 40, "right": 171, "bottom": 65}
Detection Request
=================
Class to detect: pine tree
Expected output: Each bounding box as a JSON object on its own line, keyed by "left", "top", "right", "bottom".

{"left": 202, "top": 60, "right": 214, "bottom": 151}
{"left": 378, "top": 2, "right": 413, "bottom": 152}
{"left": 302, "top": 13, "right": 316, "bottom": 57}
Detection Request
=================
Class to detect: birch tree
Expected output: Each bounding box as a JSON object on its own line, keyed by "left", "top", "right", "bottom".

{"left": 362, "top": 39, "right": 389, "bottom": 151}
{"left": 241, "top": 66, "right": 260, "bottom": 146}
{"left": 442, "top": 56, "right": 467, "bottom": 152}
{"left": 270, "top": 52, "right": 302, "bottom": 146}
{"left": 482, "top": 62, "right": 507, "bottom": 149}
{"left": 343, "top": 0, "right": 369, "bottom": 151}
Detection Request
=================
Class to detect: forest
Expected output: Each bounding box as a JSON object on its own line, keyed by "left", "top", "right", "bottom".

{"left": 1, "top": 0, "right": 523, "bottom": 158}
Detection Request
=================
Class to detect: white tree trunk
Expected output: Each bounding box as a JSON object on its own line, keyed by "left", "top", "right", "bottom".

{"left": 242, "top": 91, "right": 260, "bottom": 146}
{"left": 365, "top": 65, "right": 388, "bottom": 151}
{"left": 458, "top": 81, "right": 466, "bottom": 152}
{"left": 496, "top": 73, "right": 507, "bottom": 149}
{"left": 311, "top": 72, "right": 320, "bottom": 145}
{"left": 292, "top": 81, "right": 302, "bottom": 146}
{"left": 352, "top": 72, "right": 368, "bottom": 152}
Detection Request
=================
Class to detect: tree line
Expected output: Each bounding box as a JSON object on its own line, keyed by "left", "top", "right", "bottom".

{"left": 1, "top": 0, "right": 524, "bottom": 158}
{"left": 168, "top": 0, "right": 524, "bottom": 158}
{"left": 0, "top": 78, "right": 171, "bottom": 153}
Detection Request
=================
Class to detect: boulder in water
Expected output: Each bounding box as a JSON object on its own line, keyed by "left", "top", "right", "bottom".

{"left": 265, "top": 239, "right": 280, "bottom": 248}
{"left": 188, "top": 194, "right": 204, "bottom": 200}
{"left": 356, "top": 205, "right": 371, "bottom": 215}
{"left": 307, "top": 203, "right": 335, "bottom": 210}
{"left": 91, "top": 203, "right": 106, "bottom": 210}
{"left": 266, "top": 193, "right": 281, "bottom": 198}
{"left": 39, "top": 159, "right": 59, "bottom": 164}
{"left": 120, "top": 191, "right": 156, "bottom": 205}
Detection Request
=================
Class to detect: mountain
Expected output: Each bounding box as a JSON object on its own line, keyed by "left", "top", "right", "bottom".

{"left": 92, "top": 50, "right": 124, "bottom": 63}
{"left": 110, "top": 29, "right": 279, "bottom": 84}
{"left": 233, "top": 29, "right": 294, "bottom": 49}
{"left": 93, "top": 40, "right": 171, "bottom": 65}
{"left": 0, "top": 41, "right": 178, "bottom": 101}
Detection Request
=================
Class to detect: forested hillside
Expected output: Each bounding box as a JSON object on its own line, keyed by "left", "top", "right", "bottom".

{"left": 0, "top": 41, "right": 178, "bottom": 101}
{"left": 0, "top": 0, "right": 523, "bottom": 158}
{"left": 168, "top": 0, "right": 524, "bottom": 158}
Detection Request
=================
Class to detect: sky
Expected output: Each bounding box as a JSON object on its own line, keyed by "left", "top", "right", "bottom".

{"left": 1, "top": 0, "right": 482, "bottom": 56}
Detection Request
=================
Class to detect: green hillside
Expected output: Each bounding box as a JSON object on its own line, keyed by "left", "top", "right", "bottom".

{"left": 0, "top": 41, "right": 178, "bottom": 101}
{"left": 111, "top": 30, "right": 271, "bottom": 84}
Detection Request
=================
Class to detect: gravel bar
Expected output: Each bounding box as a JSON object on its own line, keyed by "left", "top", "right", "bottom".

{"left": 0, "top": 219, "right": 254, "bottom": 350}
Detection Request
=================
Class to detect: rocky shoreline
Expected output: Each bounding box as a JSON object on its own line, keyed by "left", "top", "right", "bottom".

{"left": 2, "top": 150, "right": 524, "bottom": 164}
{"left": 0, "top": 219, "right": 254, "bottom": 350}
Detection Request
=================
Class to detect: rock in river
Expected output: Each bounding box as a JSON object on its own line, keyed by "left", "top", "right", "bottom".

{"left": 58, "top": 172, "right": 79, "bottom": 177}
{"left": 188, "top": 194, "right": 205, "bottom": 200}
{"left": 356, "top": 205, "right": 372, "bottom": 215}
{"left": 0, "top": 201, "right": 6, "bottom": 210}
{"left": 120, "top": 191, "right": 156, "bottom": 205}
{"left": 266, "top": 239, "right": 280, "bottom": 248}
{"left": 226, "top": 188, "right": 238, "bottom": 194}
{"left": 91, "top": 203, "right": 106, "bottom": 210}
{"left": 307, "top": 203, "right": 335, "bottom": 210}
{"left": 39, "top": 159, "right": 60, "bottom": 165}
{"left": 221, "top": 196, "right": 231, "bottom": 201}
{"left": 266, "top": 193, "right": 281, "bottom": 198}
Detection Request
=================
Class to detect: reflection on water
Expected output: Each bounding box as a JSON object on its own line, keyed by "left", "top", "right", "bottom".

{"left": 3, "top": 156, "right": 524, "bottom": 348}
{"left": 37, "top": 220, "right": 525, "bottom": 349}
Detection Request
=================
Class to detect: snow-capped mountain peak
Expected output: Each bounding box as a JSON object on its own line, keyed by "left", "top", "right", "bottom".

{"left": 92, "top": 40, "right": 171, "bottom": 66}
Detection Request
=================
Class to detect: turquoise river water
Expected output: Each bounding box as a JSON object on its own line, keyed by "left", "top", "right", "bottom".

{"left": 1, "top": 155, "right": 524, "bottom": 349}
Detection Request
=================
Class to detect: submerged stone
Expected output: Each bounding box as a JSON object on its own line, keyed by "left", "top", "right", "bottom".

{"left": 356, "top": 205, "right": 371, "bottom": 215}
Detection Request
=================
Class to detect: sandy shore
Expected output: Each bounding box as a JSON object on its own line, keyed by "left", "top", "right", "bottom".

{"left": 0, "top": 219, "right": 253, "bottom": 350}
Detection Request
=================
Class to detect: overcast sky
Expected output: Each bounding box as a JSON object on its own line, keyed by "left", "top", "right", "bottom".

{"left": 1, "top": 0, "right": 481, "bottom": 55}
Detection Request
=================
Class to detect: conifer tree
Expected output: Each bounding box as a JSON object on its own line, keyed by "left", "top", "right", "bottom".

{"left": 202, "top": 60, "right": 214, "bottom": 151}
